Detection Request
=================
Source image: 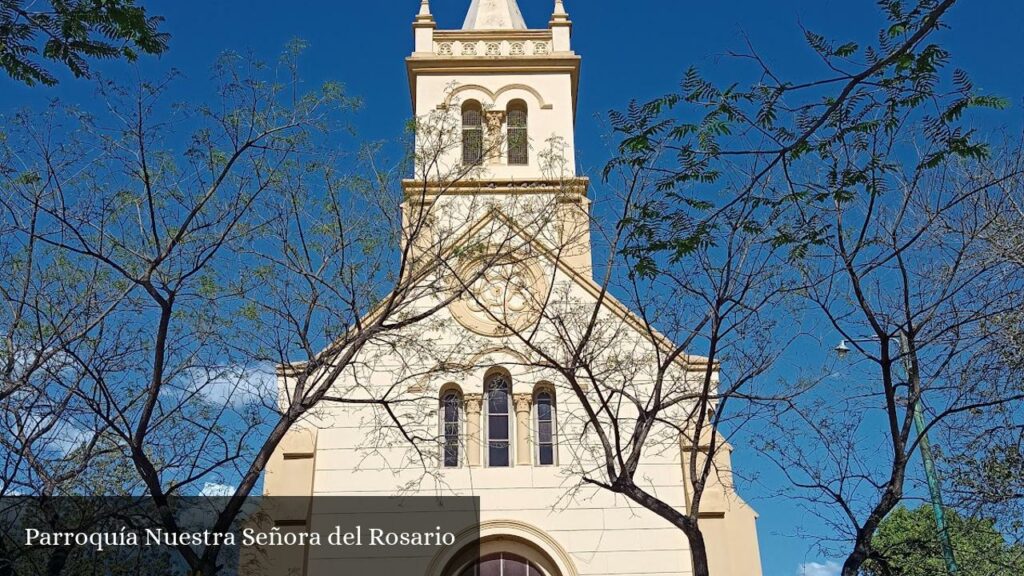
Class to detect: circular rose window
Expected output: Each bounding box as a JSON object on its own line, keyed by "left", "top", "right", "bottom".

{"left": 449, "top": 256, "right": 544, "bottom": 337}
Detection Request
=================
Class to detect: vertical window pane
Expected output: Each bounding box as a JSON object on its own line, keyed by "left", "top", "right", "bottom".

{"left": 487, "top": 376, "right": 511, "bottom": 467}
{"left": 463, "top": 104, "right": 483, "bottom": 165}
{"left": 539, "top": 445, "right": 554, "bottom": 466}
{"left": 538, "top": 421, "right": 552, "bottom": 438}
{"left": 507, "top": 103, "right": 528, "bottom": 166}
{"left": 443, "top": 392, "right": 460, "bottom": 468}
{"left": 488, "top": 378, "right": 508, "bottom": 412}
{"left": 462, "top": 554, "right": 540, "bottom": 576}
{"left": 478, "top": 557, "right": 501, "bottom": 576}
{"left": 489, "top": 443, "right": 509, "bottom": 467}
{"left": 444, "top": 446, "right": 459, "bottom": 467}
{"left": 504, "top": 556, "right": 528, "bottom": 576}
{"left": 536, "top": 391, "right": 555, "bottom": 466}
{"left": 489, "top": 415, "right": 509, "bottom": 440}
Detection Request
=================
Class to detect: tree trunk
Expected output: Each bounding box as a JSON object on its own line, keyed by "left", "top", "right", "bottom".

{"left": 689, "top": 525, "right": 711, "bottom": 576}
{"left": 842, "top": 543, "right": 870, "bottom": 576}
{"left": 44, "top": 548, "right": 69, "bottom": 576}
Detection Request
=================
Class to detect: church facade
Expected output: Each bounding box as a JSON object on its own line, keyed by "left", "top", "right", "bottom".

{"left": 263, "top": 2, "right": 763, "bottom": 575}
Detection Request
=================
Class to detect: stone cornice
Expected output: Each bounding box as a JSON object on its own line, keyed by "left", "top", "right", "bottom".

{"left": 401, "top": 177, "right": 589, "bottom": 200}
{"left": 434, "top": 30, "right": 552, "bottom": 42}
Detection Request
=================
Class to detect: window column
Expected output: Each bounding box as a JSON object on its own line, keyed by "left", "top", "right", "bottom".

{"left": 464, "top": 393, "right": 483, "bottom": 467}
{"left": 513, "top": 393, "right": 533, "bottom": 466}
{"left": 485, "top": 110, "right": 505, "bottom": 165}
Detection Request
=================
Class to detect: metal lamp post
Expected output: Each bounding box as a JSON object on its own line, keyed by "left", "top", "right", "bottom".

{"left": 834, "top": 333, "right": 959, "bottom": 575}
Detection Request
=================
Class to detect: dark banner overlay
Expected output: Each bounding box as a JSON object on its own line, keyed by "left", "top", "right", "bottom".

{"left": 0, "top": 496, "right": 480, "bottom": 575}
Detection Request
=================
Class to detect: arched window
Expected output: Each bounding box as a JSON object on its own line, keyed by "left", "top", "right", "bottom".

{"left": 485, "top": 373, "right": 511, "bottom": 467}
{"left": 507, "top": 100, "right": 528, "bottom": 166}
{"left": 457, "top": 553, "right": 544, "bottom": 576}
{"left": 441, "top": 389, "right": 462, "bottom": 468}
{"left": 535, "top": 388, "right": 555, "bottom": 466}
{"left": 462, "top": 101, "right": 484, "bottom": 165}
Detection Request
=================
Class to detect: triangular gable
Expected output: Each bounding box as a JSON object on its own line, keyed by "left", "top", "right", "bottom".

{"left": 281, "top": 207, "right": 712, "bottom": 373}
{"left": 475, "top": 208, "right": 712, "bottom": 371}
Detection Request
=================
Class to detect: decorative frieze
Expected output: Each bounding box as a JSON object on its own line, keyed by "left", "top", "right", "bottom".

{"left": 432, "top": 39, "right": 553, "bottom": 58}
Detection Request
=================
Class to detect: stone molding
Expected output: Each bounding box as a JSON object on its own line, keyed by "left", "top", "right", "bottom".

{"left": 425, "top": 519, "right": 580, "bottom": 576}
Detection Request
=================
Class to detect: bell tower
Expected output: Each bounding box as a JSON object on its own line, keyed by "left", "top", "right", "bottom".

{"left": 405, "top": 0, "right": 591, "bottom": 274}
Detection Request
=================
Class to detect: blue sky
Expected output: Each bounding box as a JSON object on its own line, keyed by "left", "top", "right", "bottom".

{"left": 3, "top": 2, "right": 1023, "bottom": 576}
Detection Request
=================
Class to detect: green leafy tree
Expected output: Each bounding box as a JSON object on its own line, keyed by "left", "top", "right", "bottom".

{"left": 0, "top": 0, "right": 168, "bottom": 86}
{"left": 863, "top": 505, "right": 1024, "bottom": 576}
{"left": 941, "top": 176, "right": 1024, "bottom": 544}
{"left": 602, "top": 1, "right": 1024, "bottom": 576}
{"left": 0, "top": 38, "right": 531, "bottom": 574}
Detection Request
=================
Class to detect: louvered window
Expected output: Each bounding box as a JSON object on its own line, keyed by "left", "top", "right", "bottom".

{"left": 462, "top": 102, "right": 483, "bottom": 165}
{"left": 535, "top": 390, "right": 555, "bottom": 465}
{"left": 442, "top": 391, "right": 461, "bottom": 467}
{"left": 507, "top": 100, "right": 528, "bottom": 166}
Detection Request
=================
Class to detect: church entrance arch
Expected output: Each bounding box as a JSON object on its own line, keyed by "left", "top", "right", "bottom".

{"left": 432, "top": 521, "right": 577, "bottom": 576}
{"left": 449, "top": 552, "right": 547, "bottom": 576}
{"left": 442, "top": 538, "right": 560, "bottom": 576}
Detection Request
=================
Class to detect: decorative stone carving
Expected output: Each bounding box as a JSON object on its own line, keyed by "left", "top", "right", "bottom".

{"left": 464, "top": 393, "right": 483, "bottom": 414}
{"left": 513, "top": 393, "right": 533, "bottom": 413}
{"left": 510, "top": 42, "right": 525, "bottom": 56}
{"left": 532, "top": 41, "right": 548, "bottom": 55}
{"left": 486, "top": 42, "right": 501, "bottom": 56}
{"left": 463, "top": 393, "right": 483, "bottom": 467}
{"left": 449, "top": 255, "right": 545, "bottom": 337}
{"left": 461, "top": 42, "right": 478, "bottom": 56}
{"left": 485, "top": 110, "right": 505, "bottom": 131}
{"left": 438, "top": 42, "right": 453, "bottom": 56}
{"left": 484, "top": 110, "right": 505, "bottom": 164}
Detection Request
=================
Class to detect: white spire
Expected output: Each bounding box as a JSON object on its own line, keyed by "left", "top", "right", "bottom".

{"left": 463, "top": 0, "right": 528, "bottom": 30}
{"left": 418, "top": 0, "right": 432, "bottom": 18}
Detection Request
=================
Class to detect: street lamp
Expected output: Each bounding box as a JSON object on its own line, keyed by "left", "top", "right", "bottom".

{"left": 833, "top": 333, "right": 959, "bottom": 576}
{"left": 833, "top": 339, "right": 851, "bottom": 359}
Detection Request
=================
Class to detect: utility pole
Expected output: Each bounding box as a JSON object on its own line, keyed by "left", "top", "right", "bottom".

{"left": 897, "top": 331, "right": 959, "bottom": 576}
{"left": 835, "top": 333, "right": 960, "bottom": 575}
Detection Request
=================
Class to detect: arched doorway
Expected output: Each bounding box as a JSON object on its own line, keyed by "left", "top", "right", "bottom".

{"left": 440, "top": 536, "right": 565, "bottom": 576}
{"left": 453, "top": 552, "right": 545, "bottom": 576}
{"left": 430, "top": 521, "right": 577, "bottom": 576}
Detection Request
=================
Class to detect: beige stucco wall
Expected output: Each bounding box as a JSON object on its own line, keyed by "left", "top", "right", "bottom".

{"left": 261, "top": 6, "right": 762, "bottom": 576}
{"left": 266, "top": 245, "right": 763, "bottom": 576}
{"left": 412, "top": 70, "right": 578, "bottom": 180}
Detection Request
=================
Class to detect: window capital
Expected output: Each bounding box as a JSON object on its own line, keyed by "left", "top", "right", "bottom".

{"left": 513, "top": 393, "right": 533, "bottom": 413}
{"left": 464, "top": 393, "right": 483, "bottom": 414}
